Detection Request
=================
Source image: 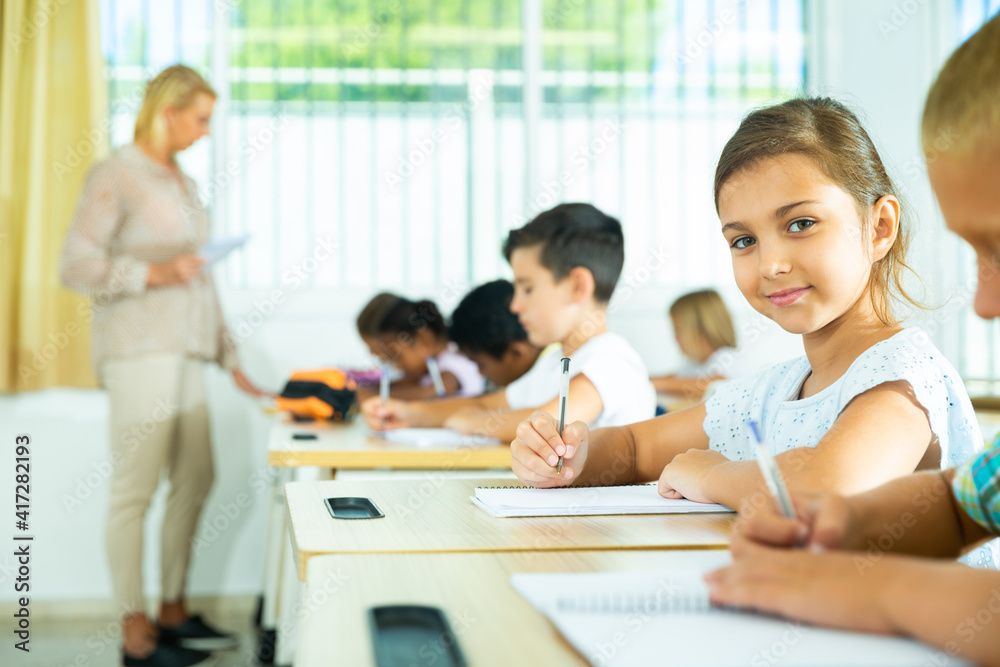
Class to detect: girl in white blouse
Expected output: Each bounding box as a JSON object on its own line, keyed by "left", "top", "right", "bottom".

{"left": 509, "top": 97, "right": 982, "bottom": 514}
{"left": 61, "top": 65, "right": 263, "bottom": 667}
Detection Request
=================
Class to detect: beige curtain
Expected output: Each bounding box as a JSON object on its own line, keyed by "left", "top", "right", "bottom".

{"left": 0, "top": 0, "right": 106, "bottom": 391}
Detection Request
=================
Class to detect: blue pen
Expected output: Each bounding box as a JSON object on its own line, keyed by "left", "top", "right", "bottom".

{"left": 426, "top": 357, "right": 446, "bottom": 398}
{"left": 379, "top": 365, "right": 390, "bottom": 404}
{"left": 745, "top": 421, "right": 796, "bottom": 519}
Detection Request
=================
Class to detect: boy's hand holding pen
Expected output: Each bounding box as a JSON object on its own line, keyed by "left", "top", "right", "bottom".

{"left": 510, "top": 412, "right": 590, "bottom": 488}
{"left": 510, "top": 358, "right": 587, "bottom": 488}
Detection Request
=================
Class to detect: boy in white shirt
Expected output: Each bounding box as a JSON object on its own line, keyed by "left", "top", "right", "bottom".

{"left": 362, "top": 203, "right": 656, "bottom": 440}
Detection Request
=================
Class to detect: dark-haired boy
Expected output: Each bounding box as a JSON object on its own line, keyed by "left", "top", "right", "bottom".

{"left": 448, "top": 280, "right": 546, "bottom": 389}
{"left": 363, "top": 203, "right": 655, "bottom": 442}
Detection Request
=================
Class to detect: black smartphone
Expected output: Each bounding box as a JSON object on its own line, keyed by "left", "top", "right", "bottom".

{"left": 324, "top": 497, "right": 385, "bottom": 519}
{"left": 369, "top": 605, "right": 467, "bottom": 667}
{"left": 292, "top": 433, "right": 318, "bottom": 440}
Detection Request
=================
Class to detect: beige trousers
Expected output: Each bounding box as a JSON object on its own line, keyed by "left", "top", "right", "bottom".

{"left": 101, "top": 354, "right": 215, "bottom": 617}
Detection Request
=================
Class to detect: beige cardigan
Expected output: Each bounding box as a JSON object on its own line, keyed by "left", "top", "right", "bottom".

{"left": 60, "top": 144, "right": 238, "bottom": 377}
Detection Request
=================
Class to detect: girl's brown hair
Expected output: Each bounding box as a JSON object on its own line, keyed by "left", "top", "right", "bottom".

{"left": 356, "top": 292, "right": 403, "bottom": 338}
{"left": 713, "top": 97, "right": 921, "bottom": 325}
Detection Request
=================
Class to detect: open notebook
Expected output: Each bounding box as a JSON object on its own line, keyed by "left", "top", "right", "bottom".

{"left": 378, "top": 427, "right": 502, "bottom": 448}
{"left": 472, "top": 483, "right": 734, "bottom": 518}
{"left": 511, "top": 570, "right": 971, "bottom": 666}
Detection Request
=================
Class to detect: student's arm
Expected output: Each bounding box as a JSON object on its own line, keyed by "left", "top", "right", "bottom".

{"left": 443, "top": 373, "right": 604, "bottom": 443}
{"left": 356, "top": 379, "right": 433, "bottom": 401}
{"left": 658, "top": 381, "right": 933, "bottom": 508}
{"left": 439, "top": 370, "right": 461, "bottom": 396}
{"left": 383, "top": 378, "right": 445, "bottom": 401}
{"left": 733, "top": 470, "right": 993, "bottom": 558}
{"left": 509, "top": 402, "right": 710, "bottom": 488}
{"left": 650, "top": 374, "right": 723, "bottom": 399}
{"left": 361, "top": 390, "right": 510, "bottom": 430}
{"left": 706, "top": 540, "right": 1000, "bottom": 667}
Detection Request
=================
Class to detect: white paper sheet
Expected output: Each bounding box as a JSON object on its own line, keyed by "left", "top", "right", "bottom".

{"left": 378, "top": 427, "right": 502, "bottom": 448}
{"left": 198, "top": 234, "right": 250, "bottom": 267}
{"left": 472, "top": 483, "right": 734, "bottom": 518}
{"left": 511, "top": 570, "right": 970, "bottom": 667}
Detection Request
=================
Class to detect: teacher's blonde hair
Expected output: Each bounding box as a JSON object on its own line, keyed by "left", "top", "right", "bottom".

{"left": 134, "top": 65, "right": 216, "bottom": 150}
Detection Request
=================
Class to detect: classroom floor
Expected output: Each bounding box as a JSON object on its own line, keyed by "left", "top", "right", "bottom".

{"left": 0, "top": 612, "right": 263, "bottom": 667}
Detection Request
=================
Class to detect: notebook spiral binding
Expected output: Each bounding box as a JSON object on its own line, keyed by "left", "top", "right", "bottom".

{"left": 475, "top": 482, "right": 656, "bottom": 491}
{"left": 555, "top": 589, "right": 715, "bottom": 615}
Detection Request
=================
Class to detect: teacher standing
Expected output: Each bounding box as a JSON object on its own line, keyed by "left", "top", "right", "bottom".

{"left": 61, "top": 65, "right": 262, "bottom": 667}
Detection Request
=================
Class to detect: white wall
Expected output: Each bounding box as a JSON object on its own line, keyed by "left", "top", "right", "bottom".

{"left": 0, "top": 0, "right": 968, "bottom": 607}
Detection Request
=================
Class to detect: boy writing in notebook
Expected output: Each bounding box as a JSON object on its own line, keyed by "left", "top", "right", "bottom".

{"left": 363, "top": 203, "right": 656, "bottom": 441}
{"left": 708, "top": 14, "right": 1000, "bottom": 667}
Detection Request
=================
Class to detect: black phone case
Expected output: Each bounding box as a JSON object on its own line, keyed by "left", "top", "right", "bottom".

{"left": 369, "top": 605, "right": 467, "bottom": 667}
{"left": 324, "top": 497, "right": 385, "bottom": 519}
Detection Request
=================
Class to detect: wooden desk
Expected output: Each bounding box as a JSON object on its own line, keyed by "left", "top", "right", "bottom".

{"left": 263, "top": 420, "right": 510, "bottom": 665}
{"left": 286, "top": 478, "right": 735, "bottom": 582}
{"left": 268, "top": 419, "right": 511, "bottom": 469}
{"left": 297, "top": 550, "right": 731, "bottom": 667}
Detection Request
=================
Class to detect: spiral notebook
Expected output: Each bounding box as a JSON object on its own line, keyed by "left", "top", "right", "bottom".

{"left": 511, "top": 570, "right": 971, "bottom": 666}
{"left": 378, "top": 428, "right": 502, "bottom": 448}
{"left": 471, "top": 482, "right": 734, "bottom": 518}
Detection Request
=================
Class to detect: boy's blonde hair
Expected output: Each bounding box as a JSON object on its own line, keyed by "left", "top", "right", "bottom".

{"left": 134, "top": 65, "right": 216, "bottom": 151}
{"left": 922, "top": 12, "right": 1000, "bottom": 158}
{"left": 669, "top": 289, "right": 736, "bottom": 359}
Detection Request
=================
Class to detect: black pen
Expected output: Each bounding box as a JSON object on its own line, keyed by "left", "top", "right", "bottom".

{"left": 556, "top": 357, "right": 570, "bottom": 474}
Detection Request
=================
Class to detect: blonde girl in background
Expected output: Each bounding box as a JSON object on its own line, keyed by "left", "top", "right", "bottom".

{"left": 651, "top": 289, "right": 742, "bottom": 402}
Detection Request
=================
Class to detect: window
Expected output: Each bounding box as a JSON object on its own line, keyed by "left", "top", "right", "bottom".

{"left": 937, "top": 0, "right": 1000, "bottom": 380}
{"left": 100, "top": 0, "right": 806, "bottom": 294}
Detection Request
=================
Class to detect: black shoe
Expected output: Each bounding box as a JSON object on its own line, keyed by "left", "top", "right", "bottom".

{"left": 158, "top": 615, "right": 239, "bottom": 651}
{"left": 123, "top": 642, "right": 214, "bottom": 667}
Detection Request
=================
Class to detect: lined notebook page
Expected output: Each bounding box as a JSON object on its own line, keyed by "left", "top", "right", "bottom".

{"left": 378, "top": 428, "right": 501, "bottom": 448}
{"left": 511, "top": 571, "right": 971, "bottom": 667}
{"left": 471, "top": 483, "right": 734, "bottom": 517}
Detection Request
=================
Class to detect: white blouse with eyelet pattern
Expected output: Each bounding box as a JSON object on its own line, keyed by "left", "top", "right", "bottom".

{"left": 703, "top": 327, "right": 982, "bottom": 469}
{"left": 60, "top": 144, "right": 237, "bottom": 381}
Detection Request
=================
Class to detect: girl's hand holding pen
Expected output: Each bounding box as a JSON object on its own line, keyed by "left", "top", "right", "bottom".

{"left": 510, "top": 411, "right": 589, "bottom": 488}
{"left": 360, "top": 396, "right": 414, "bottom": 430}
